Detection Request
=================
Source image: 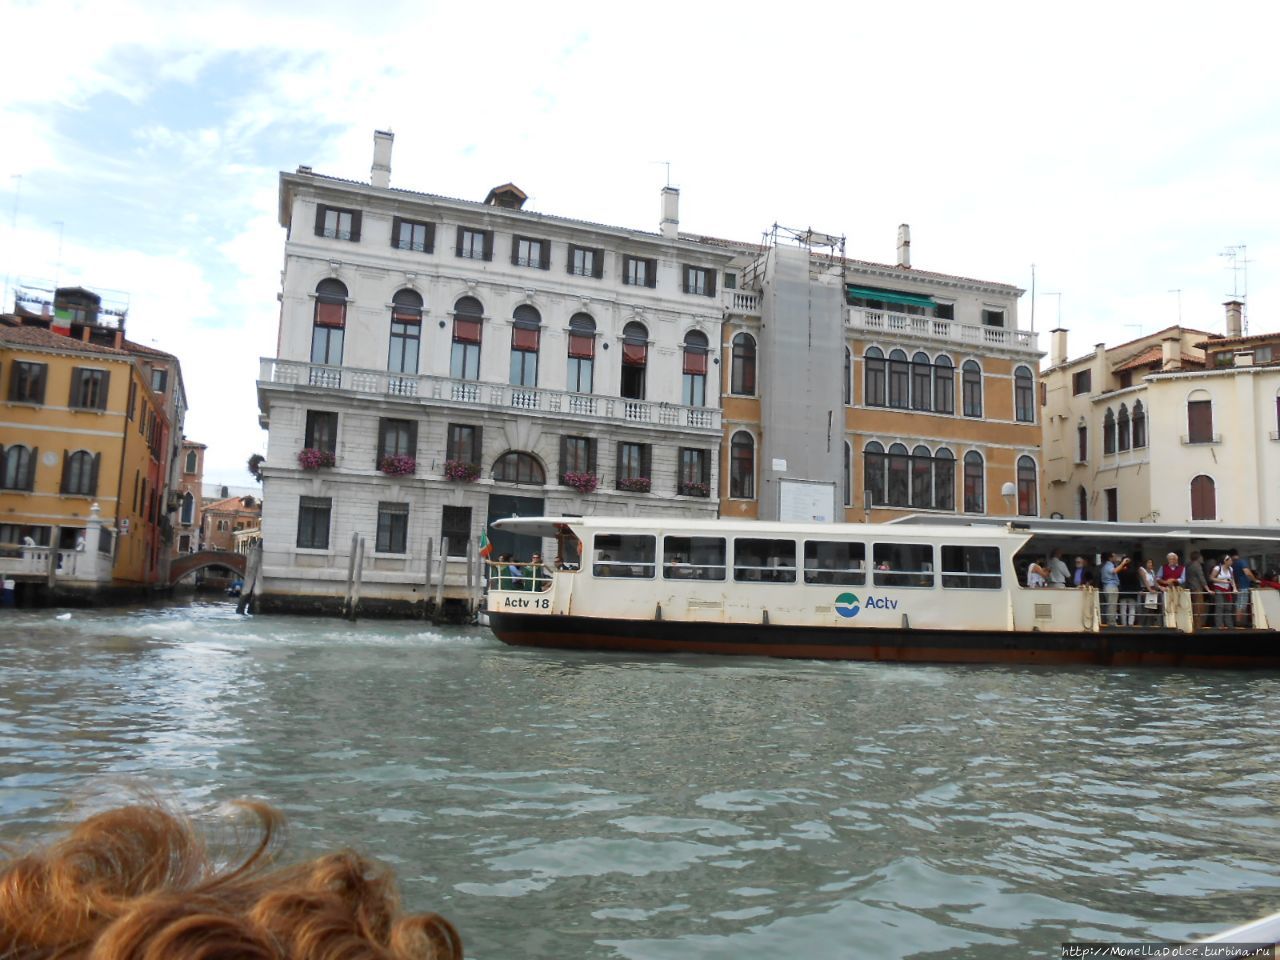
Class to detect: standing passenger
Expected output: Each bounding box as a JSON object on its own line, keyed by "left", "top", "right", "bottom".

{"left": 1100, "top": 553, "right": 1128, "bottom": 626}
{"left": 1185, "top": 551, "right": 1209, "bottom": 629}
{"left": 1118, "top": 556, "right": 1142, "bottom": 626}
{"left": 1209, "top": 555, "right": 1235, "bottom": 627}
{"left": 1231, "top": 550, "right": 1259, "bottom": 627}
{"left": 1047, "top": 549, "right": 1070, "bottom": 589}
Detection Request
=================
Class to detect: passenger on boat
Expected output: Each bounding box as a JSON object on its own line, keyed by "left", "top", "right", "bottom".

{"left": 1209, "top": 555, "right": 1235, "bottom": 627}
{"left": 1047, "top": 549, "right": 1070, "bottom": 589}
{"left": 526, "top": 553, "right": 550, "bottom": 590}
{"left": 0, "top": 800, "right": 463, "bottom": 960}
{"left": 1186, "top": 551, "right": 1210, "bottom": 629}
{"left": 1259, "top": 570, "right": 1280, "bottom": 590}
{"left": 1118, "top": 557, "right": 1142, "bottom": 626}
{"left": 1138, "top": 558, "right": 1161, "bottom": 626}
{"left": 1072, "top": 556, "right": 1090, "bottom": 588}
{"left": 1100, "top": 553, "right": 1130, "bottom": 626}
{"left": 1231, "top": 551, "right": 1259, "bottom": 627}
{"left": 1026, "top": 558, "right": 1048, "bottom": 589}
{"left": 505, "top": 555, "right": 527, "bottom": 591}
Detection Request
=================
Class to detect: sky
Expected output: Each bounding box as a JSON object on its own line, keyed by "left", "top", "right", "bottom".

{"left": 1, "top": 0, "right": 1277, "bottom": 484}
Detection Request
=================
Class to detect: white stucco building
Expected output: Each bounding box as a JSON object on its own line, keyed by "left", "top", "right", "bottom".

{"left": 257, "top": 132, "right": 735, "bottom": 614}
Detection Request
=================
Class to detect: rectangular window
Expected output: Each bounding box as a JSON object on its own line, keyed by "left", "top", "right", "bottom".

{"left": 150, "top": 367, "right": 167, "bottom": 393}
{"left": 127, "top": 379, "right": 137, "bottom": 420}
{"left": 512, "top": 235, "right": 550, "bottom": 269}
{"left": 622, "top": 255, "right": 657, "bottom": 288}
{"left": 724, "top": 272, "right": 736, "bottom": 290}
{"left": 1072, "top": 369, "right": 1092, "bottom": 395}
{"left": 392, "top": 217, "right": 434, "bottom": 253}
{"left": 10, "top": 361, "right": 48, "bottom": 404}
{"left": 446, "top": 424, "right": 481, "bottom": 466}
{"left": 69, "top": 368, "right": 110, "bottom": 410}
{"left": 296, "top": 496, "right": 332, "bottom": 549}
{"left": 981, "top": 309, "right": 1004, "bottom": 327}
{"left": 934, "top": 303, "right": 955, "bottom": 320}
{"left": 315, "top": 205, "right": 361, "bottom": 241}
{"left": 1105, "top": 487, "right": 1118, "bottom": 522}
{"left": 456, "top": 227, "right": 493, "bottom": 261}
{"left": 663, "top": 536, "right": 726, "bottom": 581}
{"left": 442, "top": 505, "right": 472, "bottom": 558}
{"left": 682, "top": 265, "right": 716, "bottom": 297}
{"left": 1077, "top": 425, "right": 1088, "bottom": 462}
{"left": 940, "top": 545, "right": 1002, "bottom": 589}
{"left": 377, "top": 418, "right": 417, "bottom": 462}
{"left": 559, "top": 435, "right": 596, "bottom": 483}
{"left": 304, "top": 411, "right": 338, "bottom": 455}
{"left": 615, "top": 442, "right": 651, "bottom": 488}
{"left": 733, "top": 538, "right": 797, "bottom": 583}
{"left": 60, "top": 451, "right": 101, "bottom": 496}
{"left": 888, "top": 355, "right": 909, "bottom": 408}
{"left": 1187, "top": 400, "right": 1213, "bottom": 443}
{"left": 803, "top": 540, "right": 865, "bottom": 586}
{"left": 592, "top": 533, "right": 656, "bottom": 578}
{"left": 872, "top": 543, "right": 935, "bottom": 588}
{"left": 388, "top": 317, "right": 420, "bottom": 376}
{"left": 451, "top": 315, "right": 482, "bottom": 380}
{"left": 375, "top": 502, "right": 409, "bottom": 554}
{"left": 568, "top": 245, "right": 603, "bottom": 279}
{"left": 677, "top": 448, "right": 710, "bottom": 497}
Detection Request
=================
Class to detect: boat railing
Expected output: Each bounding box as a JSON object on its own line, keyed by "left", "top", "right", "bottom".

{"left": 485, "top": 561, "right": 554, "bottom": 593}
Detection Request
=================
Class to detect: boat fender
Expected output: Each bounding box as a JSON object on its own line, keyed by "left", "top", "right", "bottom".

{"left": 763, "top": 609, "right": 769, "bottom": 625}
{"left": 655, "top": 603, "right": 662, "bottom": 621}
{"left": 901, "top": 613, "right": 909, "bottom": 630}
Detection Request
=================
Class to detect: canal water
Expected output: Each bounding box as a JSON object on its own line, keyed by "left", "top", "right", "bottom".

{"left": 3, "top": 602, "right": 1280, "bottom": 958}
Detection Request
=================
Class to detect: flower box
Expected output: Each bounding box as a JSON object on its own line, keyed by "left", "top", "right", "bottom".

{"left": 617, "top": 476, "right": 651, "bottom": 493}
{"left": 679, "top": 481, "right": 710, "bottom": 498}
{"left": 444, "top": 459, "right": 481, "bottom": 482}
{"left": 562, "top": 471, "right": 599, "bottom": 494}
{"left": 378, "top": 454, "right": 416, "bottom": 476}
{"left": 297, "top": 448, "right": 336, "bottom": 470}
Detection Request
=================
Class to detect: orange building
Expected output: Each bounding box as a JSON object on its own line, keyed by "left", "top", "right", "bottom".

{"left": 201, "top": 494, "right": 261, "bottom": 552}
{"left": 174, "top": 440, "right": 205, "bottom": 554}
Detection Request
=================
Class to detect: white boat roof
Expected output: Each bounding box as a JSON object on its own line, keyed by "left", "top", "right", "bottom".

{"left": 894, "top": 514, "right": 1280, "bottom": 544}
{"left": 491, "top": 515, "right": 1029, "bottom": 543}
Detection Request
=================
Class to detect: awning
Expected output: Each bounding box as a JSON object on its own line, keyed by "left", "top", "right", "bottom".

{"left": 846, "top": 285, "right": 936, "bottom": 309}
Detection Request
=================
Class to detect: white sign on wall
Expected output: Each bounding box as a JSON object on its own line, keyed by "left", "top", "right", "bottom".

{"left": 778, "top": 479, "right": 836, "bottom": 523}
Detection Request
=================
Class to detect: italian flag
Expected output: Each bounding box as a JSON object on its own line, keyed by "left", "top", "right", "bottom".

{"left": 479, "top": 532, "right": 493, "bottom": 558}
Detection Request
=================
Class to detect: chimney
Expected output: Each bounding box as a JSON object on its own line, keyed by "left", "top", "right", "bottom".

{"left": 1161, "top": 336, "right": 1181, "bottom": 371}
{"left": 1224, "top": 299, "right": 1243, "bottom": 338}
{"left": 896, "top": 223, "right": 911, "bottom": 268}
{"left": 1051, "top": 327, "right": 1068, "bottom": 367}
{"left": 371, "top": 130, "right": 394, "bottom": 188}
{"left": 660, "top": 186, "right": 679, "bottom": 240}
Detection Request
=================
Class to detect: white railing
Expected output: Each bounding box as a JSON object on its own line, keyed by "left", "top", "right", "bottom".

{"left": 725, "top": 290, "right": 760, "bottom": 315}
{"left": 0, "top": 546, "right": 110, "bottom": 583}
{"left": 261, "top": 359, "right": 722, "bottom": 431}
{"left": 848, "top": 307, "right": 1039, "bottom": 352}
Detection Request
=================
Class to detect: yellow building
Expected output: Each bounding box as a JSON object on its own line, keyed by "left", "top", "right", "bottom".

{"left": 0, "top": 324, "right": 168, "bottom": 599}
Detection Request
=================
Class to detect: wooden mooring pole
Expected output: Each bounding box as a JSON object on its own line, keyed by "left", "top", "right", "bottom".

{"left": 348, "top": 536, "right": 365, "bottom": 622}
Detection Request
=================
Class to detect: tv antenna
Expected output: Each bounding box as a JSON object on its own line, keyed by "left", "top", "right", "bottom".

{"left": 1168, "top": 289, "right": 1182, "bottom": 325}
{"left": 1220, "top": 244, "right": 1250, "bottom": 333}
{"left": 651, "top": 161, "right": 671, "bottom": 187}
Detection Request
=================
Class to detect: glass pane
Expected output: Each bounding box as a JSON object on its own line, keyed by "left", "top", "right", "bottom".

{"left": 940, "top": 545, "right": 1002, "bottom": 588}
{"left": 663, "top": 536, "right": 726, "bottom": 580}
{"left": 733, "top": 538, "right": 796, "bottom": 583}
{"left": 592, "top": 534, "right": 656, "bottom": 578}
{"left": 804, "top": 541, "right": 865, "bottom": 585}
{"left": 872, "top": 543, "right": 934, "bottom": 587}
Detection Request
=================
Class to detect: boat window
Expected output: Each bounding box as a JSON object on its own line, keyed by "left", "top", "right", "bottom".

{"left": 592, "top": 534, "right": 656, "bottom": 579}
{"left": 663, "top": 536, "right": 726, "bottom": 581}
{"left": 803, "top": 540, "right": 865, "bottom": 585}
{"left": 940, "top": 545, "right": 1002, "bottom": 589}
{"left": 872, "top": 543, "right": 934, "bottom": 588}
{"left": 733, "top": 538, "right": 797, "bottom": 583}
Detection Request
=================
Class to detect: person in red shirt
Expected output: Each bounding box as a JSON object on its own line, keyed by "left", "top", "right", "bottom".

{"left": 1156, "top": 552, "right": 1187, "bottom": 589}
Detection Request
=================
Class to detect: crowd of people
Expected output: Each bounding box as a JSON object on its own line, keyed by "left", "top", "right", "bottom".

{"left": 1022, "top": 547, "right": 1279, "bottom": 629}
{"left": 487, "top": 552, "right": 551, "bottom": 591}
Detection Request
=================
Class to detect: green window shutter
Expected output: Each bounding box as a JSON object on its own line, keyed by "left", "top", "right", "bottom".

{"left": 90, "top": 452, "right": 101, "bottom": 496}
{"left": 314, "top": 204, "right": 327, "bottom": 236}
{"left": 60, "top": 450, "right": 70, "bottom": 494}
{"left": 98, "top": 370, "right": 111, "bottom": 410}
{"left": 349, "top": 211, "right": 362, "bottom": 242}
{"left": 27, "top": 447, "right": 37, "bottom": 490}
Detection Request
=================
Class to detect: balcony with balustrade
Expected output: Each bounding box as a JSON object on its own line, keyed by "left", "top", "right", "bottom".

{"left": 848, "top": 307, "right": 1040, "bottom": 354}
{"left": 259, "top": 358, "right": 721, "bottom": 432}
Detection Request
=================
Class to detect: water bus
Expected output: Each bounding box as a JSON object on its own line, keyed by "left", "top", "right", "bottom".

{"left": 486, "top": 516, "right": 1280, "bottom": 668}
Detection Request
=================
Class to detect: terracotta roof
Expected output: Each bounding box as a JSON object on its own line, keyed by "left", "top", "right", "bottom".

{"left": 122, "top": 338, "right": 177, "bottom": 360}
{"left": 1194, "top": 330, "right": 1280, "bottom": 350}
{"left": 203, "top": 495, "right": 261, "bottom": 513}
{"left": 0, "top": 324, "right": 131, "bottom": 357}
{"left": 1111, "top": 346, "right": 1205, "bottom": 373}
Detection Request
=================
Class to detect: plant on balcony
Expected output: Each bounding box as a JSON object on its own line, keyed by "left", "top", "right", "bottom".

{"left": 617, "top": 476, "right": 651, "bottom": 493}
{"left": 378, "top": 454, "right": 416, "bottom": 476}
{"left": 444, "top": 459, "right": 481, "bottom": 482}
{"left": 562, "top": 471, "right": 599, "bottom": 494}
{"left": 680, "top": 481, "right": 710, "bottom": 498}
{"left": 297, "top": 448, "right": 336, "bottom": 470}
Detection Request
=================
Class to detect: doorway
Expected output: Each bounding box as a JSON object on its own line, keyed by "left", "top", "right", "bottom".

{"left": 486, "top": 494, "right": 545, "bottom": 561}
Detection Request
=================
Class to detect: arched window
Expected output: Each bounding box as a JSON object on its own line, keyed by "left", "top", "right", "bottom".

{"left": 567, "top": 313, "right": 595, "bottom": 394}
{"left": 911, "top": 352, "right": 932, "bottom": 411}
{"left": 61, "top": 450, "right": 99, "bottom": 496}
{"left": 934, "top": 447, "right": 955, "bottom": 512}
{"left": 510, "top": 304, "right": 541, "bottom": 388}
{"left": 888, "top": 349, "right": 910, "bottom": 409}
{"left": 1117, "top": 403, "right": 1130, "bottom": 452}
{"left": 1187, "top": 389, "right": 1213, "bottom": 443}
{"left": 887, "top": 442, "right": 910, "bottom": 506}
{"left": 933, "top": 355, "right": 954, "bottom": 415}
{"left": 1103, "top": 408, "right": 1116, "bottom": 454}
{"left": 864, "top": 441, "right": 886, "bottom": 506}
{"left": 388, "top": 289, "right": 423, "bottom": 376}
{"left": 682, "top": 330, "right": 709, "bottom": 407}
{"left": 1077, "top": 485, "right": 1088, "bottom": 520}
{"left": 1014, "top": 365, "right": 1035, "bottom": 423}
{"left": 621, "top": 321, "right": 648, "bottom": 400}
{"left": 184, "top": 450, "right": 197, "bottom": 474}
{"left": 910, "top": 444, "right": 932, "bottom": 507}
{"left": 311, "top": 279, "right": 347, "bottom": 367}
{"left": 1016, "top": 455, "right": 1038, "bottom": 516}
{"left": 731, "top": 333, "right": 757, "bottom": 396}
{"left": 963, "top": 451, "right": 984, "bottom": 513}
{"left": 1190, "top": 474, "right": 1216, "bottom": 521}
{"left": 1, "top": 444, "right": 34, "bottom": 490}
{"left": 843, "top": 346, "right": 851, "bottom": 405}
{"left": 181, "top": 491, "right": 195, "bottom": 525}
{"left": 843, "top": 441, "right": 852, "bottom": 507}
{"left": 864, "top": 347, "right": 886, "bottom": 406}
{"left": 450, "top": 296, "right": 484, "bottom": 380}
{"left": 729, "top": 431, "right": 754, "bottom": 499}
{"left": 1132, "top": 400, "right": 1147, "bottom": 448}
{"left": 962, "top": 361, "right": 983, "bottom": 417}
{"left": 492, "top": 451, "right": 545, "bottom": 485}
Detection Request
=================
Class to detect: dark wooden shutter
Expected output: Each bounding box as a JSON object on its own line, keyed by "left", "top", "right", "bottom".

{"left": 349, "top": 211, "right": 362, "bottom": 242}
{"left": 1188, "top": 400, "right": 1212, "bottom": 442}
{"left": 314, "top": 204, "right": 327, "bottom": 237}
{"left": 615, "top": 442, "right": 624, "bottom": 478}
{"left": 391, "top": 217, "right": 401, "bottom": 249}
{"left": 539, "top": 240, "right": 550, "bottom": 270}
{"left": 482, "top": 230, "right": 493, "bottom": 262}
{"left": 566, "top": 246, "right": 575, "bottom": 275}
{"left": 98, "top": 370, "right": 110, "bottom": 410}
{"left": 700, "top": 450, "right": 711, "bottom": 486}
{"left": 706, "top": 269, "right": 716, "bottom": 297}
{"left": 455, "top": 226, "right": 465, "bottom": 257}
{"left": 27, "top": 447, "right": 37, "bottom": 490}
{"left": 642, "top": 444, "right": 651, "bottom": 478}
{"left": 591, "top": 248, "right": 603, "bottom": 279}
{"left": 376, "top": 420, "right": 387, "bottom": 463}
{"left": 423, "top": 222, "right": 435, "bottom": 253}
{"left": 60, "top": 450, "right": 70, "bottom": 494}
{"left": 68, "top": 369, "right": 80, "bottom": 407}
{"left": 472, "top": 426, "right": 483, "bottom": 465}
{"left": 408, "top": 420, "right": 418, "bottom": 458}
{"left": 645, "top": 258, "right": 657, "bottom": 288}
{"left": 510, "top": 237, "right": 522, "bottom": 266}
{"left": 558, "top": 436, "right": 569, "bottom": 481}
{"left": 90, "top": 453, "right": 101, "bottom": 495}
{"left": 587, "top": 439, "right": 597, "bottom": 475}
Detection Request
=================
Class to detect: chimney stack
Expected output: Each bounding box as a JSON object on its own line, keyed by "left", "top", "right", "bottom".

{"left": 660, "top": 186, "right": 679, "bottom": 240}
{"left": 1050, "top": 327, "right": 1068, "bottom": 367}
{"left": 371, "top": 129, "right": 394, "bottom": 189}
{"left": 1224, "top": 299, "right": 1243, "bottom": 338}
{"left": 1161, "top": 335, "right": 1182, "bottom": 371}
{"left": 896, "top": 224, "right": 911, "bottom": 268}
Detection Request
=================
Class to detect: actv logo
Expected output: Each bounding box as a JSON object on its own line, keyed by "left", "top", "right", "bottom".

{"left": 835, "top": 592, "right": 899, "bottom": 618}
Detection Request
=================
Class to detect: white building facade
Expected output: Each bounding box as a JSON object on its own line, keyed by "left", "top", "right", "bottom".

{"left": 257, "top": 133, "right": 735, "bottom": 614}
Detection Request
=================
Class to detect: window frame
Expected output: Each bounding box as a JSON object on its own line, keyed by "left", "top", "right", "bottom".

{"left": 315, "top": 204, "right": 361, "bottom": 242}
{"left": 730, "top": 332, "right": 757, "bottom": 396}
{"left": 1014, "top": 366, "right": 1035, "bottom": 423}
{"left": 682, "top": 265, "right": 717, "bottom": 297}
{"left": 511, "top": 235, "right": 551, "bottom": 270}
{"left": 8, "top": 360, "right": 47, "bottom": 404}
{"left": 296, "top": 496, "right": 332, "bottom": 550}
{"left": 375, "top": 501, "right": 410, "bottom": 554}
{"left": 391, "top": 217, "right": 434, "bottom": 253}
{"left": 961, "top": 361, "right": 983, "bottom": 418}
{"left": 677, "top": 447, "right": 711, "bottom": 497}
{"left": 456, "top": 226, "right": 494, "bottom": 261}
{"left": 622, "top": 254, "right": 657, "bottom": 288}
{"left": 729, "top": 430, "right": 755, "bottom": 500}
{"left": 446, "top": 423, "right": 481, "bottom": 467}
{"left": 69, "top": 368, "right": 110, "bottom": 411}
{"left": 568, "top": 244, "right": 604, "bottom": 279}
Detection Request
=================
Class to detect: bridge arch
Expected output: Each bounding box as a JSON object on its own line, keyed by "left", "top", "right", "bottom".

{"left": 169, "top": 550, "right": 246, "bottom": 586}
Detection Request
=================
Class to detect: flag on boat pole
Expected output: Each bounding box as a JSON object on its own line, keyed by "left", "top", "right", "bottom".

{"left": 479, "top": 532, "right": 493, "bottom": 558}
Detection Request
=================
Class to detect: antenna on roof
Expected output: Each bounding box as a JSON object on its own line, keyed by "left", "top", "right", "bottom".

{"left": 651, "top": 161, "right": 671, "bottom": 187}
{"left": 1168, "top": 289, "right": 1182, "bottom": 325}
{"left": 1220, "top": 244, "right": 1250, "bottom": 334}
{"left": 2, "top": 174, "right": 21, "bottom": 314}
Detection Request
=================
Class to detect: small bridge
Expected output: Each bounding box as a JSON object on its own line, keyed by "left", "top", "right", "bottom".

{"left": 169, "top": 550, "right": 246, "bottom": 586}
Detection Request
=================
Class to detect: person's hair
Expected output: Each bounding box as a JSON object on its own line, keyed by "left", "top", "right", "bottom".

{"left": 0, "top": 800, "right": 462, "bottom": 959}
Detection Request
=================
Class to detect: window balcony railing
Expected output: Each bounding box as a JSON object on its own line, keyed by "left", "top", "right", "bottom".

{"left": 848, "top": 307, "right": 1039, "bottom": 352}
{"left": 261, "top": 359, "right": 722, "bottom": 432}
{"left": 724, "top": 290, "right": 760, "bottom": 315}
{"left": 1181, "top": 434, "right": 1222, "bottom": 445}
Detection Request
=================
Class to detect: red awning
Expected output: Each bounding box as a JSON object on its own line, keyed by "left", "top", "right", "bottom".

{"left": 392, "top": 307, "right": 421, "bottom": 324}
{"left": 683, "top": 349, "right": 707, "bottom": 375}
{"left": 511, "top": 325, "right": 540, "bottom": 352}
{"left": 453, "top": 317, "right": 482, "bottom": 344}
{"left": 315, "top": 301, "right": 346, "bottom": 328}
{"left": 623, "top": 341, "right": 647, "bottom": 366}
{"left": 568, "top": 333, "right": 595, "bottom": 359}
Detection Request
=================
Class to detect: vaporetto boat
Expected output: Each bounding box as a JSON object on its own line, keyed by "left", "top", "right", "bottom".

{"left": 486, "top": 516, "right": 1280, "bottom": 668}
